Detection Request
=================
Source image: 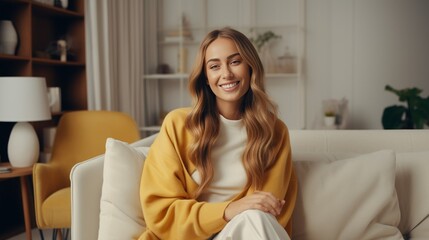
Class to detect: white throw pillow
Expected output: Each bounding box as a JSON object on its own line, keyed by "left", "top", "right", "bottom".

{"left": 292, "top": 150, "right": 403, "bottom": 240}
{"left": 98, "top": 138, "right": 150, "bottom": 240}
{"left": 396, "top": 151, "right": 429, "bottom": 239}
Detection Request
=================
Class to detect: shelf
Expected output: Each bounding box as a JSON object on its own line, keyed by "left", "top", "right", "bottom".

{"left": 32, "top": 58, "right": 85, "bottom": 67}
{"left": 0, "top": 0, "right": 87, "bottom": 119}
{"left": 159, "top": 40, "right": 200, "bottom": 46}
{"left": 32, "top": 2, "right": 84, "bottom": 18}
{"left": 0, "top": 54, "right": 30, "bottom": 62}
{"left": 143, "top": 73, "right": 189, "bottom": 80}
{"left": 266, "top": 73, "right": 299, "bottom": 78}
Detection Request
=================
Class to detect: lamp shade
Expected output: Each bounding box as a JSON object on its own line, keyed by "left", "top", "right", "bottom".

{"left": 0, "top": 77, "right": 51, "bottom": 121}
{"left": 0, "top": 77, "right": 52, "bottom": 167}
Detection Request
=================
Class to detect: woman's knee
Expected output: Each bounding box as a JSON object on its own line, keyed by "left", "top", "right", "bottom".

{"left": 237, "top": 209, "right": 275, "bottom": 220}
{"left": 216, "top": 209, "right": 289, "bottom": 240}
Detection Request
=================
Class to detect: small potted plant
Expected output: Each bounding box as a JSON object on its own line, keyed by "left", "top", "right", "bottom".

{"left": 250, "top": 30, "right": 281, "bottom": 52}
{"left": 250, "top": 30, "right": 281, "bottom": 73}
{"left": 324, "top": 111, "right": 336, "bottom": 127}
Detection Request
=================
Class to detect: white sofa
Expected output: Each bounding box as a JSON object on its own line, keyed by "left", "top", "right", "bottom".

{"left": 70, "top": 130, "right": 429, "bottom": 240}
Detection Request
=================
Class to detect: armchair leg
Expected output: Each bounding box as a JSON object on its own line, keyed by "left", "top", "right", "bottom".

{"left": 63, "top": 228, "right": 70, "bottom": 240}
{"left": 38, "top": 229, "right": 45, "bottom": 240}
{"left": 51, "top": 228, "right": 70, "bottom": 240}
{"left": 52, "top": 229, "right": 57, "bottom": 240}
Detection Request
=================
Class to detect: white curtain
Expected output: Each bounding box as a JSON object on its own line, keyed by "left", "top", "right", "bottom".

{"left": 85, "top": 0, "right": 145, "bottom": 128}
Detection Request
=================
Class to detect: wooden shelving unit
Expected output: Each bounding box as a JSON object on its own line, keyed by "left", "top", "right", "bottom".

{"left": 142, "top": 0, "right": 306, "bottom": 133}
{"left": 0, "top": 0, "right": 86, "bottom": 110}
{"left": 0, "top": 0, "right": 86, "bottom": 237}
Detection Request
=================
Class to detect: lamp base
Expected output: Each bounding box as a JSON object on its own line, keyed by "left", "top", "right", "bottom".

{"left": 8, "top": 122, "right": 40, "bottom": 168}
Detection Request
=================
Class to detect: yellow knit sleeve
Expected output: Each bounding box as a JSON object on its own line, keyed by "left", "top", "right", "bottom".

{"left": 259, "top": 120, "right": 298, "bottom": 235}
{"left": 139, "top": 109, "right": 229, "bottom": 240}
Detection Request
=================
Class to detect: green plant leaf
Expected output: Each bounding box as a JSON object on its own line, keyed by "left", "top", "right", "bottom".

{"left": 385, "top": 85, "right": 402, "bottom": 99}
{"left": 385, "top": 85, "right": 423, "bottom": 102}
{"left": 250, "top": 31, "right": 281, "bottom": 51}
{"left": 383, "top": 85, "right": 429, "bottom": 129}
{"left": 410, "top": 107, "right": 427, "bottom": 129}
{"left": 415, "top": 97, "right": 429, "bottom": 127}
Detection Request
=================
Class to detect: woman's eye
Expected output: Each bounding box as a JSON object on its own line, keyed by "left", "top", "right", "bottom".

{"left": 209, "top": 64, "right": 220, "bottom": 70}
{"left": 231, "top": 60, "right": 241, "bottom": 65}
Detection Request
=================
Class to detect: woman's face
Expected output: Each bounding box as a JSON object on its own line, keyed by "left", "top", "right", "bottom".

{"left": 204, "top": 37, "right": 251, "bottom": 116}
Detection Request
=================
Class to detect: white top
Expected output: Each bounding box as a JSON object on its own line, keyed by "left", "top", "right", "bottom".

{"left": 192, "top": 115, "right": 247, "bottom": 202}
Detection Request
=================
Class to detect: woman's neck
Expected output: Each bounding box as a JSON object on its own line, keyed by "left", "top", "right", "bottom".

{"left": 217, "top": 104, "right": 242, "bottom": 120}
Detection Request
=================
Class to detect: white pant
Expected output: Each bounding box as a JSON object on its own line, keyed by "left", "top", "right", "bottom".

{"left": 213, "top": 210, "right": 291, "bottom": 240}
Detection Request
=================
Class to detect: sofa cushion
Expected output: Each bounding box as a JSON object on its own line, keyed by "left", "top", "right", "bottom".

{"left": 98, "top": 138, "right": 149, "bottom": 240}
{"left": 396, "top": 151, "right": 429, "bottom": 239}
{"left": 292, "top": 150, "right": 403, "bottom": 240}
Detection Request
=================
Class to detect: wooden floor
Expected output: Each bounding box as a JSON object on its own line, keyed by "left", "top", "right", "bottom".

{"left": 6, "top": 228, "right": 55, "bottom": 240}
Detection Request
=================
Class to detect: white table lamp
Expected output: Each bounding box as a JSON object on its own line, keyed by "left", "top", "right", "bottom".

{"left": 0, "top": 77, "right": 51, "bottom": 167}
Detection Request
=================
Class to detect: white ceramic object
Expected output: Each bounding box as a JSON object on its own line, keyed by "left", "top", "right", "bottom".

{"left": 324, "top": 116, "right": 336, "bottom": 126}
{"left": 0, "top": 20, "right": 18, "bottom": 55}
{"left": 60, "top": 0, "right": 69, "bottom": 9}
{"left": 33, "top": 0, "right": 54, "bottom": 6}
{"left": 48, "top": 87, "right": 62, "bottom": 113}
{"left": 8, "top": 122, "right": 40, "bottom": 167}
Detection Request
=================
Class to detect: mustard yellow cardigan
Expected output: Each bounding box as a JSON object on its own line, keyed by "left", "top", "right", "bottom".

{"left": 139, "top": 108, "right": 297, "bottom": 240}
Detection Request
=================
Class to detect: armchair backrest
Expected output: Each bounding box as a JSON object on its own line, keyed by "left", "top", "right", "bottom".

{"left": 51, "top": 110, "right": 141, "bottom": 186}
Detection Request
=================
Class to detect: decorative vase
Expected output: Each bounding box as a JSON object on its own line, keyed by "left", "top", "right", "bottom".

{"left": 259, "top": 42, "right": 278, "bottom": 73}
{"left": 324, "top": 116, "right": 336, "bottom": 127}
{"left": 48, "top": 87, "right": 62, "bottom": 113}
{"left": 54, "top": 0, "right": 68, "bottom": 9}
{"left": 60, "top": 0, "right": 69, "bottom": 8}
{"left": 278, "top": 47, "right": 296, "bottom": 73}
{"left": 0, "top": 20, "right": 18, "bottom": 55}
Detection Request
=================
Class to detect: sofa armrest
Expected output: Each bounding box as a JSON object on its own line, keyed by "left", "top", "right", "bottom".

{"left": 70, "top": 135, "right": 158, "bottom": 240}
{"left": 70, "top": 155, "right": 105, "bottom": 240}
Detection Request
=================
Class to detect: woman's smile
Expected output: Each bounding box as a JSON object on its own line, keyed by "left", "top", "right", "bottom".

{"left": 220, "top": 81, "right": 240, "bottom": 91}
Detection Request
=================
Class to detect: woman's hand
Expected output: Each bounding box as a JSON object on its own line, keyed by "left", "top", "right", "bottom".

{"left": 223, "top": 191, "right": 285, "bottom": 221}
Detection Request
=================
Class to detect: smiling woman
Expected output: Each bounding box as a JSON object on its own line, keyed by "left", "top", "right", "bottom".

{"left": 139, "top": 27, "right": 297, "bottom": 240}
{"left": 204, "top": 38, "right": 251, "bottom": 120}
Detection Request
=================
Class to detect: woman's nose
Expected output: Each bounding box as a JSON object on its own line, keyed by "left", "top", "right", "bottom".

{"left": 222, "top": 68, "right": 233, "bottom": 79}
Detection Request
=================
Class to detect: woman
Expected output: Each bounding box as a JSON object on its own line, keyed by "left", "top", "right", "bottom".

{"left": 139, "top": 27, "right": 297, "bottom": 240}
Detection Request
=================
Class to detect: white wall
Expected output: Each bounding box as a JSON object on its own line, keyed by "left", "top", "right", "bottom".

{"left": 306, "top": 0, "right": 429, "bottom": 129}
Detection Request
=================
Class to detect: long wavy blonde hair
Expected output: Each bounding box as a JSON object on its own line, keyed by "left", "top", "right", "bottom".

{"left": 186, "top": 27, "right": 279, "bottom": 197}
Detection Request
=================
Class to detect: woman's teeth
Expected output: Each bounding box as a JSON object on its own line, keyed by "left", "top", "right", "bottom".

{"left": 221, "top": 82, "right": 239, "bottom": 89}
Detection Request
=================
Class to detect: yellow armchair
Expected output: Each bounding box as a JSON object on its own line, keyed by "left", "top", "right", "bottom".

{"left": 33, "top": 110, "right": 140, "bottom": 237}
